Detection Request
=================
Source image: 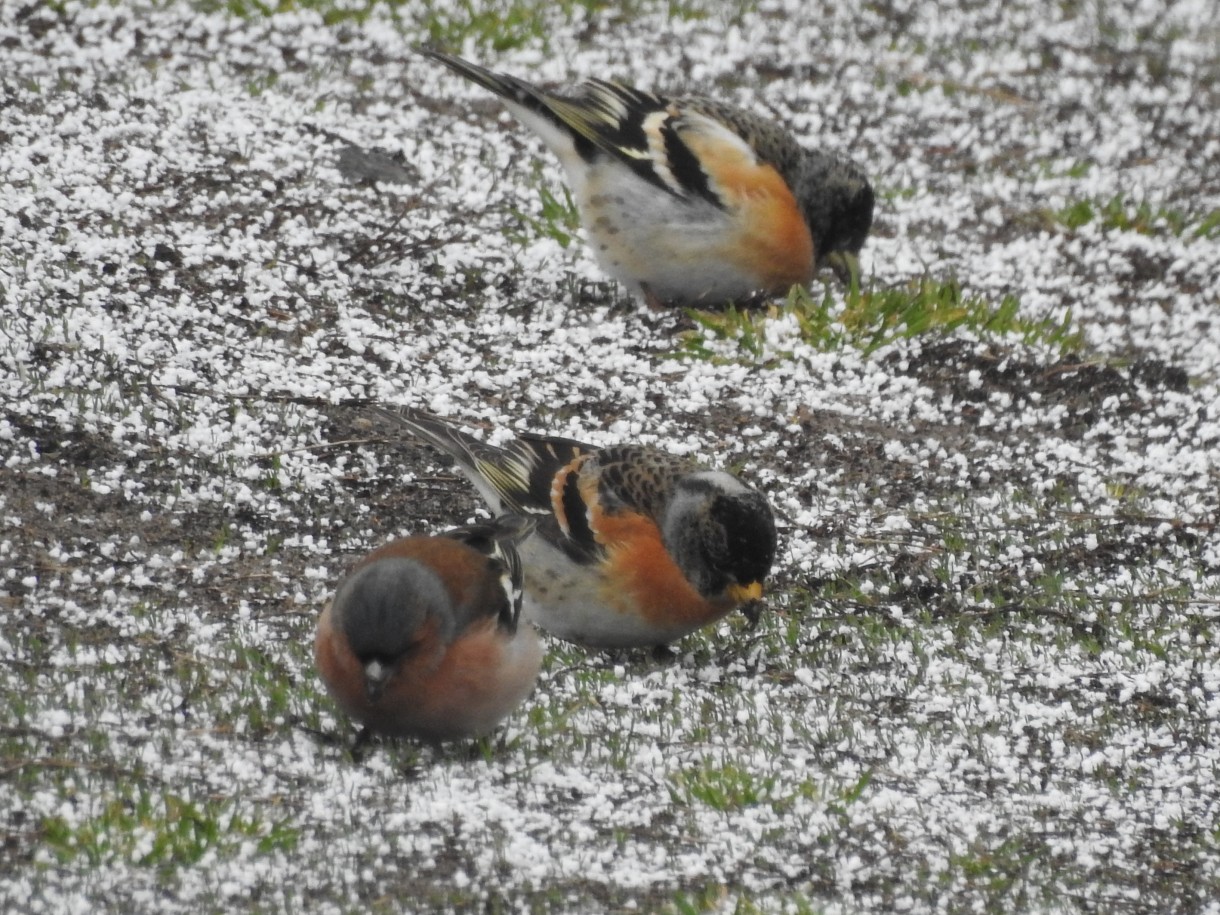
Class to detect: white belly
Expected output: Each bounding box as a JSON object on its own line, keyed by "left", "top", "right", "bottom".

{"left": 518, "top": 538, "right": 694, "bottom": 648}
{"left": 571, "top": 161, "right": 764, "bottom": 304}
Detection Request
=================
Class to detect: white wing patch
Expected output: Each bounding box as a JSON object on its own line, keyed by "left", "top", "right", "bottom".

{"left": 641, "top": 110, "right": 684, "bottom": 196}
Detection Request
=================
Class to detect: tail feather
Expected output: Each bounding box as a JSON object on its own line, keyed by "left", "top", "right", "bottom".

{"left": 419, "top": 48, "right": 652, "bottom": 171}
{"left": 420, "top": 48, "right": 702, "bottom": 200}
{"left": 367, "top": 403, "right": 484, "bottom": 466}
{"left": 419, "top": 48, "right": 569, "bottom": 135}
{"left": 367, "top": 405, "right": 506, "bottom": 510}
{"left": 368, "top": 405, "right": 593, "bottom": 518}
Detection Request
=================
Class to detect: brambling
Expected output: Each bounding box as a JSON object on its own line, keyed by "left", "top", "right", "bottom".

{"left": 370, "top": 407, "right": 778, "bottom": 649}
{"left": 314, "top": 516, "right": 542, "bottom": 743}
{"left": 422, "top": 49, "right": 874, "bottom": 308}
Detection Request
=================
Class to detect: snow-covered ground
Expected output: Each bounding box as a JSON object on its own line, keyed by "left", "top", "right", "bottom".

{"left": 2, "top": 0, "right": 1219, "bottom": 911}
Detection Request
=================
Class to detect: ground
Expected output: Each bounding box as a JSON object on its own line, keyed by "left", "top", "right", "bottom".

{"left": 2, "top": 0, "right": 1219, "bottom": 912}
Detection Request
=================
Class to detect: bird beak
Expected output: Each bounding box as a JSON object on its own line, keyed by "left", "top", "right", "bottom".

{"left": 739, "top": 598, "right": 765, "bottom": 631}
{"left": 363, "top": 660, "right": 390, "bottom": 703}
{"left": 824, "top": 251, "right": 861, "bottom": 288}
{"left": 728, "top": 581, "right": 764, "bottom": 604}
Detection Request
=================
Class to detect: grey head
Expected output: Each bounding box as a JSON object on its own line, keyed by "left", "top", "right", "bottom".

{"left": 660, "top": 471, "right": 778, "bottom": 602}
{"left": 332, "top": 557, "right": 454, "bottom": 701}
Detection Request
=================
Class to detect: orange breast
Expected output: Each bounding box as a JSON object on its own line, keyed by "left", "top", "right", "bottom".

{"left": 579, "top": 471, "right": 726, "bottom": 630}
{"left": 400, "top": 618, "right": 541, "bottom": 740}
{"left": 681, "top": 131, "right": 815, "bottom": 291}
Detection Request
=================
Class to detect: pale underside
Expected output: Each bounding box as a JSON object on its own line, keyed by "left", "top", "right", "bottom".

{"left": 518, "top": 538, "right": 719, "bottom": 648}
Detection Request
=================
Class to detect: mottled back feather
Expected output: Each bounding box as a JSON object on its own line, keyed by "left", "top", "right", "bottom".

{"left": 589, "top": 445, "right": 697, "bottom": 521}
{"left": 369, "top": 406, "right": 708, "bottom": 571}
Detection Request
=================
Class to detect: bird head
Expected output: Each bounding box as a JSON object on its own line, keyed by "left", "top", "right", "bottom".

{"left": 794, "top": 152, "right": 875, "bottom": 275}
{"left": 332, "top": 557, "right": 454, "bottom": 702}
{"left": 661, "top": 471, "right": 777, "bottom": 607}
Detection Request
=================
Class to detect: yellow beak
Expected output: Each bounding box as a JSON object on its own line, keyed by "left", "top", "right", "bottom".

{"left": 824, "top": 250, "right": 861, "bottom": 288}
{"left": 727, "top": 581, "right": 764, "bottom": 604}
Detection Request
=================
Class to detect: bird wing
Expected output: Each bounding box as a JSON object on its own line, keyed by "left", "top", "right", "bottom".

{"left": 582, "top": 445, "right": 694, "bottom": 522}
{"left": 441, "top": 515, "right": 535, "bottom": 632}
{"left": 545, "top": 445, "right": 697, "bottom": 568}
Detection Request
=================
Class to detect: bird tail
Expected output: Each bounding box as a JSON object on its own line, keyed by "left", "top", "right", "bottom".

{"left": 368, "top": 405, "right": 588, "bottom": 519}
{"left": 369, "top": 404, "right": 482, "bottom": 465}
{"left": 442, "top": 515, "right": 536, "bottom": 631}
{"left": 366, "top": 404, "right": 504, "bottom": 505}
{"left": 418, "top": 49, "right": 561, "bottom": 124}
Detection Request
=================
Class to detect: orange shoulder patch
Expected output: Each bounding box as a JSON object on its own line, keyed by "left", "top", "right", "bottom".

{"left": 681, "top": 130, "right": 815, "bottom": 291}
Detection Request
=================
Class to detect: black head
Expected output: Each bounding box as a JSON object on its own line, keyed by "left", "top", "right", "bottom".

{"left": 821, "top": 175, "right": 874, "bottom": 259}
{"left": 707, "top": 488, "right": 779, "bottom": 591}
{"left": 662, "top": 472, "right": 778, "bottom": 601}
{"left": 794, "top": 151, "right": 875, "bottom": 259}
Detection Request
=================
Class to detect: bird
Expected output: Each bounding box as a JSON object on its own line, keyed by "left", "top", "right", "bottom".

{"left": 314, "top": 516, "right": 543, "bottom": 743}
{"left": 421, "top": 48, "right": 874, "bottom": 308}
{"left": 369, "top": 406, "right": 778, "bottom": 649}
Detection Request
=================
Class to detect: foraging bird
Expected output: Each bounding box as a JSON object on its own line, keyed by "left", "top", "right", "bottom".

{"left": 314, "top": 517, "right": 542, "bottom": 742}
{"left": 421, "top": 49, "right": 874, "bottom": 308}
{"left": 371, "top": 406, "right": 778, "bottom": 649}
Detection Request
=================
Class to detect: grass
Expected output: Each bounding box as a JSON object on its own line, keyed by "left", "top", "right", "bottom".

{"left": 669, "top": 759, "right": 787, "bottom": 812}
{"left": 189, "top": 0, "right": 762, "bottom": 32}
{"left": 6, "top": 467, "right": 1220, "bottom": 910}
{"left": 41, "top": 788, "right": 299, "bottom": 870}
{"left": 675, "top": 278, "right": 1084, "bottom": 364}
{"left": 506, "top": 169, "right": 583, "bottom": 251}
{"left": 3, "top": 625, "right": 304, "bottom": 877}
{"left": 1052, "top": 195, "right": 1220, "bottom": 238}
{"left": 189, "top": 0, "right": 609, "bottom": 42}
{"left": 415, "top": 0, "right": 605, "bottom": 52}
